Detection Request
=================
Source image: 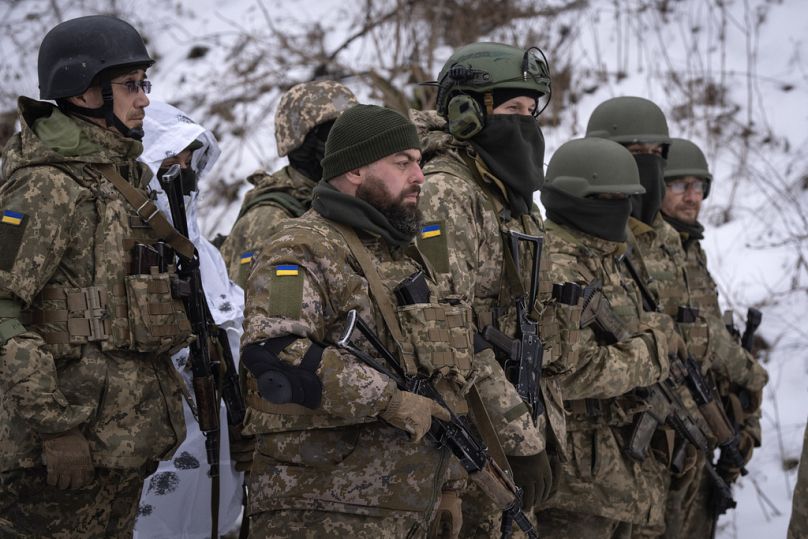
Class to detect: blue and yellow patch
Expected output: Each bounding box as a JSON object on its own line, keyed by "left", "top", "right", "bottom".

{"left": 420, "top": 223, "right": 441, "bottom": 239}
{"left": 275, "top": 264, "right": 299, "bottom": 276}
{"left": 240, "top": 251, "right": 254, "bottom": 265}
{"left": 1, "top": 210, "right": 24, "bottom": 226}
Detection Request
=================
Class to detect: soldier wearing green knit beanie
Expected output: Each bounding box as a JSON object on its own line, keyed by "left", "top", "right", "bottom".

{"left": 240, "top": 103, "right": 466, "bottom": 536}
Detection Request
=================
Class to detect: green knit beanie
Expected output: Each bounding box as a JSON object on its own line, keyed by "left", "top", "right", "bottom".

{"left": 320, "top": 104, "right": 420, "bottom": 181}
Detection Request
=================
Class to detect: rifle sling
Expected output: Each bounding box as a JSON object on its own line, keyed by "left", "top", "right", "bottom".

{"left": 330, "top": 221, "right": 418, "bottom": 375}
{"left": 468, "top": 384, "right": 513, "bottom": 477}
{"left": 97, "top": 164, "right": 196, "bottom": 259}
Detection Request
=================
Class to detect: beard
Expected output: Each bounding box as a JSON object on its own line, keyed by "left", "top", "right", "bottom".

{"left": 356, "top": 173, "right": 423, "bottom": 237}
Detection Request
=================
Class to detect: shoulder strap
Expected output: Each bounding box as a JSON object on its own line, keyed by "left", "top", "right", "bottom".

{"left": 96, "top": 164, "right": 195, "bottom": 259}
{"left": 236, "top": 190, "right": 307, "bottom": 221}
{"left": 329, "top": 221, "right": 418, "bottom": 375}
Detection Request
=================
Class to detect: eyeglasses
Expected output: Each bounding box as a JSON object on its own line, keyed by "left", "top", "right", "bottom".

{"left": 667, "top": 179, "right": 705, "bottom": 194}
{"left": 110, "top": 80, "right": 152, "bottom": 95}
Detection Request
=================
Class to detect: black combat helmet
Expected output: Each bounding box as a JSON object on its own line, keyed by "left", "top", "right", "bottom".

{"left": 37, "top": 15, "right": 154, "bottom": 139}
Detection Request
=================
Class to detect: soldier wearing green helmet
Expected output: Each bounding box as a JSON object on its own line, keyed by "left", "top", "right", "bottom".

{"left": 415, "top": 41, "right": 570, "bottom": 537}
{"left": 535, "top": 138, "right": 679, "bottom": 538}
{"left": 220, "top": 80, "right": 358, "bottom": 286}
{"left": 659, "top": 138, "right": 767, "bottom": 539}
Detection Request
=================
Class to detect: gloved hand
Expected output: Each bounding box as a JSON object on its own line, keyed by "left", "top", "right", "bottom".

{"left": 380, "top": 390, "right": 450, "bottom": 443}
{"left": 716, "top": 430, "right": 755, "bottom": 483}
{"left": 666, "top": 331, "right": 688, "bottom": 361}
{"left": 228, "top": 424, "right": 256, "bottom": 473}
{"left": 507, "top": 450, "right": 555, "bottom": 510}
{"left": 42, "top": 427, "right": 94, "bottom": 489}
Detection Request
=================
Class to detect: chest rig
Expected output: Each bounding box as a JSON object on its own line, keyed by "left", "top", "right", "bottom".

{"left": 22, "top": 163, "right": 191, "bottom": 357}
{"left": 334, "top": 223, "right": 476, "bottom": 415}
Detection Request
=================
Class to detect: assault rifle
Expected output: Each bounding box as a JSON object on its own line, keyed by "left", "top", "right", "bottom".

{"left": 579, "top": 276, "right": 742, "bottom": 517}
{"left": 160, "top": 164, "right": 246, "bottom": 539}
{"left": 481, "top": 231, "right": 544, "bottom": 422}
{"left": 725, "top": 308, "right": 762, "bottom": 354}
{"left": 338, "top": 309, "right": 539, "bottom": 539}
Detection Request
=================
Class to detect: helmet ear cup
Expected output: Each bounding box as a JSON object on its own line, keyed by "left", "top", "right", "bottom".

{"left": 447, "top": 94, "right": 484, "bottom": 140}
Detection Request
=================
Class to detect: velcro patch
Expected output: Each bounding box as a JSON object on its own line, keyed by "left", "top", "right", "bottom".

{"left": 416, "top": 220, "right": 450, "bottom": 274}
{"left": 267, "top": 265, "right": 304, "bottom": 319}
{"left": 0, "top": 211, "right": 28, "bottom": 271}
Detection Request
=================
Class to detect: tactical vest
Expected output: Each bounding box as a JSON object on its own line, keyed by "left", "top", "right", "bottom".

{"left": 244, "top": 220, "right": 476, "bottom": 432}
{"left": 20, "top": 163, "right": 191, "bottom": 358}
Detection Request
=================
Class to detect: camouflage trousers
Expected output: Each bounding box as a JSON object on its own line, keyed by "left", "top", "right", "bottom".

{"left": 661, "top": 449, "right": 715, "bottom": 539}
{"left": 0, "top": 464, "right": 156, "bottom": 538}
{"left": 459, "top": 482, "right": 539, "bottom": 539}
{"left": 535, "top": 508, "right": 632, "bottom": 539}
{"left": 249, "top": 509, "right": 425, "bottom": 538}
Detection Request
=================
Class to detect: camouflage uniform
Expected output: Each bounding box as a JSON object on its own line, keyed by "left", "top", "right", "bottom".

{"left": 220, "top": 166, "right": 316, "bottom": 286}
{"left": 535, "top": 219, "right": 673, "bottom": 538}
{"left": 0, "top": 98, "right": 186, "bottom": 537}
{"left": 788, "top": 421, "right": 808, "bottom": 539}
{"left": 242, "top": 208, "right": 485, "bottom": 536}
{"left": 220, "top": 80, "right": 357, "bottom": 286}
{"left": 660, "top": 224, "right": 768, "bottom": 538}
{"left": 415, "top": 110, "right": 560, "bottom": 537}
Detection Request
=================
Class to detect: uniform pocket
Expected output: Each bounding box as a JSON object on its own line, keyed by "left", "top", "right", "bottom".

{"left": 124, "top": 273, "right": 191, "bottom": 354}
{"left": 256, "top": 426, "right": 361, "bottom": 469}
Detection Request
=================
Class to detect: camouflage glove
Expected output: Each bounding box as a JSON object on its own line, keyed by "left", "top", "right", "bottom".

{"left": 42, "top": 427, "right": 94, "bottom": 489}
{"left": 667, "top": 331, "right": 688, "bottom": 361}
{"left": 507, "top": 450, "right": 555, "bottom": 510}
{"left": 228, "top": 424, "right": 256, "bottom": 473}
{"left": 716, "top": 429, "right": 755, "bottom": 483}
{"left": 380, "top": 390, "right": 450, "bottom": 443}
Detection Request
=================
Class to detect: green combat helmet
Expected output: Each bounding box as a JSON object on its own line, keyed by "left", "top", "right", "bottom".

{"left": 274, "top": 80, "right": 358, "bottom": 157}
{"left": 585, "top": 96, "right": 672, "bottom": 157}
{"left": 544, "top": 138, "right": 645, "bottom": 197}
{"left": 664, "top": 138, "right": 712, "bottom": 198}
{"left": 432, "top": 42, "right": 551, "bottom": 139}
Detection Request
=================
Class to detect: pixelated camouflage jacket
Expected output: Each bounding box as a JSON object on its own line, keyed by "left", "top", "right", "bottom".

{"left": 0, "top": 97, "right": 186, "bottom": 471}
{"left": 241, "top": 208, "right": 491, "bottom": 519}
{"left": 539, "top": 219, "right": 673, "bottom": 526}
{"left": 412, "top": 109, "right": 568, "bottom": 458}
{"left": 220, "top": 165, "right": 316, "bottom": 287}
{"left": 679, "top": 231, "right": 767, "bottom": 444}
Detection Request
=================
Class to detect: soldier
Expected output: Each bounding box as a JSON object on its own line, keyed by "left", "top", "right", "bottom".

{"left": 241, "top": 103, "right": 520, "bottom": 537}
{"left": 220, "top": 80, "right": 357, "bottom": 286}
{"left": 585, "top": 97, "right": 687, "bottom": 537}
{"left": 416, "top": 42, "right": 560, "bottom": 536}
{"left": 534, "top": 137, "right": 678, "bottom": 538}
{"left": 659, "top": 137, "right": 768, "bottom": 537}
{"left": 135, "top": 101, "right": 250, "bottom": 538}
{"left": 0, "top": 16, "right": 187, "bottom": 537}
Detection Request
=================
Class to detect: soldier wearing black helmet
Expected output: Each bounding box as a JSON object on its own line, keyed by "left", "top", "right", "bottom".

{"left": 0, "top": 16, "right": 189, "bottom": 537}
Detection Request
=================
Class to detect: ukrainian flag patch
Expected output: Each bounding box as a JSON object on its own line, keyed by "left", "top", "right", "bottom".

{"left": 275, "top": 264, "right": 299, "bottom": 276}
{"left": 240, "top": 251, "right": 254, "bottom": 265}
{"left": 420, "top": 223, "right": 442, "bottom": 239}
{"left": 1, "top": 210, "right": 24, "bottom": 226}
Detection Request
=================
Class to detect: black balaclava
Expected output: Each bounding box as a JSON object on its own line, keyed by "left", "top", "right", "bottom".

{"left": 541, "top": 184, "right": 632, "bottom": 243}
{"left": 288, "top": 120, "right": 334, "bottom": 181}
{"left": 470, "top": 114, "right": 545, "bottom": 218}
{"left": 630, "top": 153, "right": 666, "bottom": 225}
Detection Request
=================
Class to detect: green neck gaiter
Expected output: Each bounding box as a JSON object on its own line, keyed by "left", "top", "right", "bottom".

{"left": 630, "top": 153, "right": 666, "bottom": 225}
{"left": 541, "top": 184, "right": 632, "bottom": 242}
{"left": 662, "top": 212, "right": 705, "bottom": 248}
{"left": 470, "top": 114, "right": 545, "bottom": 217}
{"left": 312, "top": 181, "right": 414, "bottom": 248}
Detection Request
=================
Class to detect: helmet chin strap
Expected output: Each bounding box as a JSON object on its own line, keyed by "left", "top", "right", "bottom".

{"left": 58, "top": 80, "right": 143, "bottom": 140}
